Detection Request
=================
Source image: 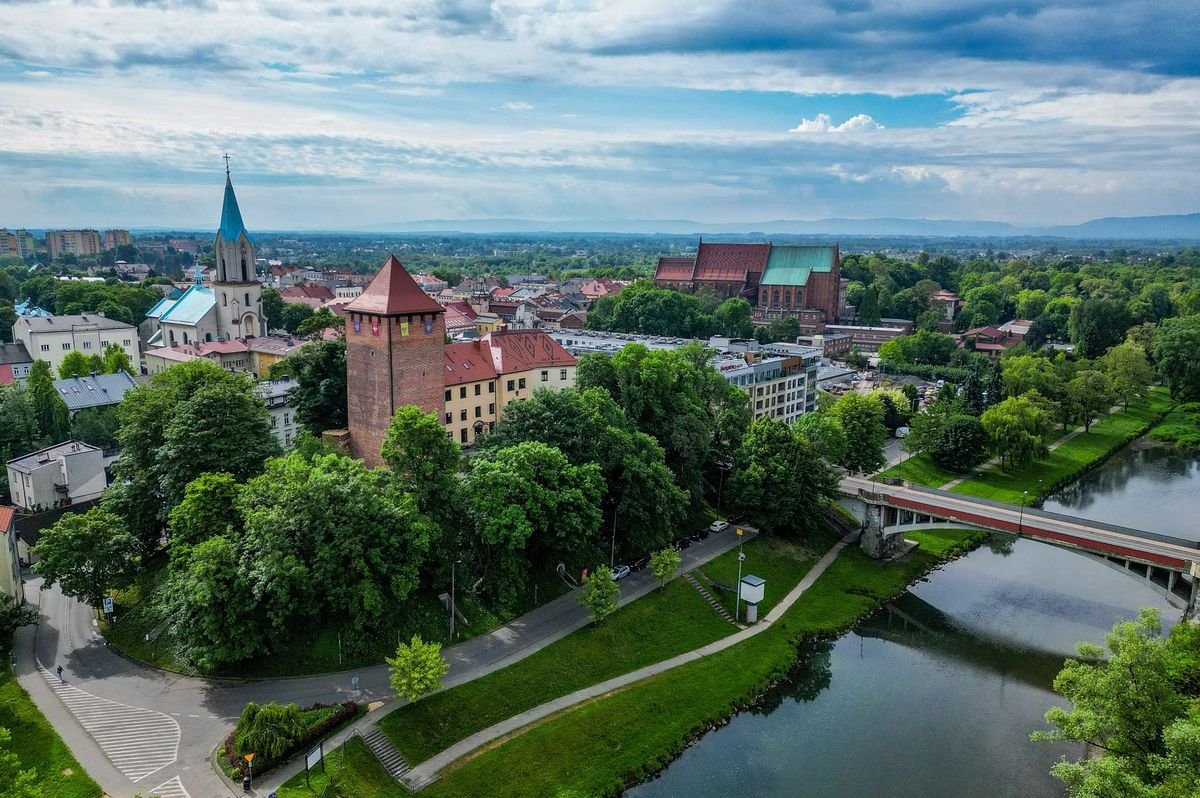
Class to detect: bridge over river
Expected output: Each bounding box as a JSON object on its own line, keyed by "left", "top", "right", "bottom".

{"left": 838, "top": 476, "right": 1200, "bottom": 613}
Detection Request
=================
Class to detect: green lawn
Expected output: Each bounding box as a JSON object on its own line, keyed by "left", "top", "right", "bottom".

{"left": 1147, "top": 401, "right": 1200, "bottom": 450}
{"left": 0, "top": 664, "right": 101, "bottom": 798}
{"left": 951, "top": 388, "right": 1174, "bottom": 504}
{"left": 103, "top": 555, "right": 517, "bottom": 678}
{"left": 275, "top": 735, "right": 409, "bottom": 798}
{"left": 697, "top": 534, "right": 830, "bottom": 618}
{"left": 421, "top": 528, "right": 986, "bottom": 798}
{"left": 878, "top": 451, "right": 959, "bottom": 487}
{"left": 378, "top": 576, "right": 738, "bottom": 765}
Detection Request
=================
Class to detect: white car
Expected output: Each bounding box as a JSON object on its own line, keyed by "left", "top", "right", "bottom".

{"left": 610, "top": 564, "right": 631, "bottom": 581}
{"left": 895, "top": 426, "right": 910, "bottom": 438}
{"left": 709, "top": 520, "right": 730, "bottom": 533}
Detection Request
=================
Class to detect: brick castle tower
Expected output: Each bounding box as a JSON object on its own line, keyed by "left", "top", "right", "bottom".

{"left": 344, "top": 255, "right": 446, "bottom": 467}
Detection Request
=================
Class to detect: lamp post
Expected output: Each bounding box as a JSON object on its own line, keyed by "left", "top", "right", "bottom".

{"left": 1018, "top": 490, "right": 1028, "bottom": 535}
{"left": 450, "top": 559, "right": 462, "bottom": 640}
{"left": 734, "top": 527, "right": 746, "bottom": 621}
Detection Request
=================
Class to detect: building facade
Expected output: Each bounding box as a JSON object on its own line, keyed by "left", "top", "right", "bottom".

{"left": 6, "top": 441, "right": 106, "bottom": 512}
{"left": 0, "top": 342, "right": 33, "bottom": 384}
{"left": 0, "top": 507, "right": 22, "bottom": 603}
{"left": 0, "top": 229, "right": 36, "bottom": 259}
{"left": 46, "top": 229, "right": 102, "bottom": 260}
{"left": 256, "top": 376, "right": 300, "bottom": 450}
{"left": 102, "top": 229, "right": 132, "bottom": 250}
{"left": 12, "top": 314, "right": 140, "bottom": 375}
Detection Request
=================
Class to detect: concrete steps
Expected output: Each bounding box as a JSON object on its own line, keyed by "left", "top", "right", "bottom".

{"left": 682, "top": 572, "right": 741, "bottom": 626}
{"left": 361, "top": 728, "right": 411, "bottom": 780}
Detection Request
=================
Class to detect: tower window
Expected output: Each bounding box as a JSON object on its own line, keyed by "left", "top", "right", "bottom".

{"left": 222, "top": 293, "right": 227, "bottom": 306}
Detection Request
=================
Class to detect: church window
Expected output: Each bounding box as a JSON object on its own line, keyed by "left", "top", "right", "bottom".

{"left": 182, "top": 332, "right": 189, "bottom": 344}
{"left": 772, "top": 289, "right": 780, "bottom": 306}
{"left": 242, "top": 258, "right": 248, "bottom": 281}
{"left": 205, "top": 333, "right": 212, "bottom": 342}
{"left": 783, "top": 290, "right": 791, "bottom": 307}
{"left": 761, "top": 290, "right": 768, "bottom": 304}
{"left": 245, "top": 293, "right": 250, "bottom": 306}
{"left": 222, "top": 293, "right": 227, "bottom": 307}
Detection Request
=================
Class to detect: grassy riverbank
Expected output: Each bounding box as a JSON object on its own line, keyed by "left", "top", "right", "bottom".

{"left": 417, "top": 528, "right": 984, "bottom": 798}
{"left": 1147, "top": 401, "right": 1200, "bottom": 451}
{"left": 0, "top": 664, "right": 101, "bottom": 798}
{"left": 377, "top": 534, "right": 821, "bottom": 765}
{"left": 881, "top": 388, "right": 1175, "bottom": 503}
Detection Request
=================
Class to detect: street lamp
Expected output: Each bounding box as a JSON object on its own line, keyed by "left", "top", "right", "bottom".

{"left": 450, "top": 559, "right": 463, "bottom": 640}
{"left": 735, "top": 528, "right": 746, "bottom": 621}
{"left": 1018, "top": 490, "right": 1028, "bottom": 535}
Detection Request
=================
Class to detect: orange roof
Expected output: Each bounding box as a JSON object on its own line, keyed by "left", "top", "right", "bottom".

{"left": 345, "top": 255, "right": 444, "bottom": 316}
{"left": 0, "top": 505, "right": 13, "bottom": 531}
{"left": 692, "top": 242, "right": 769, "bottom": 282}
{"left": 444, "top": 340, "right": 498, "bottom": 386}
{"left": 655, "top": 256, "right": 695, "bottom": 281}
{"left": 480, "top": 329, "right": 577, "bottom": 373}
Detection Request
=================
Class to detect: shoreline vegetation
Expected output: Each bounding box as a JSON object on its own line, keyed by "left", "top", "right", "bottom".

{"left": 881, "top": 387, "right": 1176, "bottom": 504}
{"left": 278, "top": 527, "right": 986, "bottom": 798}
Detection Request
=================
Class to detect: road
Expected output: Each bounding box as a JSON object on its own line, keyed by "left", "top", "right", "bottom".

{"left": 13, "top": 526, "right": 753, "bottom": 798}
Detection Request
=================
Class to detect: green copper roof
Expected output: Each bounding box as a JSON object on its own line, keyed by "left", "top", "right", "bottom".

{"left": 760, "top": 245, "right": 836, "bottom": 286}
{"left": 217, "top": 176, "right": 251, "bottom": 244}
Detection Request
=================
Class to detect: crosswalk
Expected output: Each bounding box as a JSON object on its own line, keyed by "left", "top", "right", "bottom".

{"left": 39, "top": 665, "right": 183, "bottom": 785}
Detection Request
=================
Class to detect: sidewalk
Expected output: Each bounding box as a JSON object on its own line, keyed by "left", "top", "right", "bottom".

{"left": 399, "top": 532, "right": 856, "bottom": 791}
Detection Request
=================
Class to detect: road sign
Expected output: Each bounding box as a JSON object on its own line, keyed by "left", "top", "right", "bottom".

{"left": 102, "top": 597, "right": 114, "bottom": 614}
{"left": 736, "top": 527, "right": 743, "bottom": 536}
{"left": 244, "top": 752, "right": 255, "bottom": 763}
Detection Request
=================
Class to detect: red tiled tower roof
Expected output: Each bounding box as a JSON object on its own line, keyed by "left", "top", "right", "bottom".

{"left": 692, "top": 242, "right": 770, "bottom": 282}
{"left": 345, "top": 255, "right": 444, "bottom": 316}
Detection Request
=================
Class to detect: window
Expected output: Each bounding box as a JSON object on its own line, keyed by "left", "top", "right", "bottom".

{"left": 271, "top": 416, "right": 278, "bottom": 428}
{"left": 222, "top": 293, "right": 227, "bottom": 306}
{"left": 245, "top": 292, "right": 250, "bottom": 306}
{"left": 541, "top": 370, "right": 548, "bottom": 381}
{"left": 488, "top": 403, "right": 495, "bottom": 414}
{"left": 474, "top": 384, "right": 481, "bottom": 396}
{"left": 460, "top": 409, "right": 467, "bottom": 421}
{"left": 62, "top": 342, "right": 71, "bottom": 350}
{"left": 488, "top": 381, "right": 495, "bottom": 393}
{"left": 475, "top": 406, "right": 482, "bottom": 418}
{"left": 560, "top": 369, "right": 568, "bottom": 380}
{"left": 446, "top": 431, "right": 453, "bottom": 440}
{"left": 460, "top": 428, "right": 468, "bottom": 443}
{"left": 507, "top": 379, "right": 515, "bottom": 391}
{"left": 285, "top": 433, "right": 292, "bottom": 447}
{"left": 518, "top": 378, "right": 526, "bottom": 389}
{"left": 445, "top": 389, "right": 451, "bottom": 401}
{"left": 82, "top": 341, "right": 92, "bottom": 350}
{"left": 445, "top": 412, "right": 452, "bottom": 424}
{"left": 284, "top": 413, "right": 290, "bottom": 425}
{"left": 40, "top": 344, "right": 49, "bottom": 352}
{"left": 459, "top": 386, "right": 467, "bottom": 399}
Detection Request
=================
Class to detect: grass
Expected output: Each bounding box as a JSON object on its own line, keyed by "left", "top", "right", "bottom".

{"left": 420, "top": 528, "right": 986, "bottom": 798}
{"left": 1147, "top": 401, "right": 1200, "bottom": 451}
{"left": 275, "top": 736, "right": 409, "bottom": 798}
{"left": 103, "top": 555, "right": 519, "bottom": 678}
{"left": 878, "top": 451, "right": 959, "bottom": 487}
{"left": 0, "top": 664, "right": 101, "bottom": 798}
{"left": 697, "top": 533, "right": 830, "bottom": 617}
{"left": 377, "top": 576, "right": 739, "bottom": 765}
{"left": 951, "top": 388, "right": 1174, "bottom": 504}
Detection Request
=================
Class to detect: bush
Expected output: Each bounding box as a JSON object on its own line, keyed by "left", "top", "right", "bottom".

{"left": 224, "top": 700, "right": 357, "bottom": 778}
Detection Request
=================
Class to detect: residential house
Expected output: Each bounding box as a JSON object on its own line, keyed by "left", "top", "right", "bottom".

{"left": 52, "top": 372, "right": 137, "bottom": 414}
{"left": 0, "top": 506, "right": 21, "bottom": 602}
{"left": 256, "top": 376, "right": 300, "bottom": 450}
{"left": 0, "top": 342, "right": 33, "bottom": 384}
{"left": 6, "top": 441, "right": 106, "bottom": 512}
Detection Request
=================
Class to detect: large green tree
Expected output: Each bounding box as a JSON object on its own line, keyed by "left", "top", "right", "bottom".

{"left": 271, "top": 339, "right": 347, "bottom": 433}
{"left": 1102, "top": 341, "right": 1153, "bottom": 410}
{"left": 26, "top": 361, "right": 68, "bottom": 443}
{"left": 0, "top": 384, "right": 39, "bottom": 502}
{"left": 1065, "top": 369, "right": 1112, "bottom": 431}
{"left": 712, "top": 298, "right": 753, "bottom": 338}
{"left": 981, "top": 394, "right": 1051, "bottom": 469}
{"left": 33, "top": 508, "right": 140, "bottom": 608}
{"left": 793, "top": 413, "right": 848, "bottom": 466}
{"left": 828, "top": 393, "right": 886, "bottom": 474}
{"left": 930, "top": 415, "right": 989, "bottom": 472}
{"left": 381, "top": 406, "right": 462, "bottom": 516}
{"left": 729, "top": 417, "right": 839, "bottom": 537}
{"left": 1154, "top": 315, "right": 1200, "bottom": 401}
{"left": 1069, "top": 298, "right": 1132, "bottom": 358}
{"left": 167, "top": 471, "right": 243, "bottom": 549}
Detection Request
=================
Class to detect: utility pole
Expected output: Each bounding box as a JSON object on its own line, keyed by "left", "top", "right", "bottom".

{"left": 735, "top": 527, "right": 745, "bottom": 621}
{"left": 450, "top": 559, "right": 462, "bottom": 640}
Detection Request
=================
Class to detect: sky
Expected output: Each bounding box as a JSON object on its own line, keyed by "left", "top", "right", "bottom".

{"left": 1, "top": 0, "right": 1198, "bottom": 230}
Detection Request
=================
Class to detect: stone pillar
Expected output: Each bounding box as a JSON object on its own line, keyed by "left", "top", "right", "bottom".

{"left": 860, "top": 502, "right": 900, "bottom": 559}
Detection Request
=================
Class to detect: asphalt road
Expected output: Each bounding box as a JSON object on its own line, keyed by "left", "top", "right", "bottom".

{"left": 14, "top": 525, "right": 754, "bottom": 798}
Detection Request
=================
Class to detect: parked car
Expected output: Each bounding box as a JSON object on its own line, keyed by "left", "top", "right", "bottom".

{"left": 610, "top": 564, "right": 631, "bottom": 581}
{"left": 690, "top": 528, "right": 710, "bottom": 542}
{"left": 895, "top": 426, "right": 910, "bottom": 438}
{"left": 630, "top": 555, "right": 650, "bottom": 572}
{"left": 674, "top": 537, "right": 692, "bottom": 550}
{"left": 709, "top": 520, "right": 730, "bottom": 533}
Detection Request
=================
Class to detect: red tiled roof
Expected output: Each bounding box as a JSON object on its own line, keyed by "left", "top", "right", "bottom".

{"left": 0, "top": 505, "right": 14, "bottom": 531}
{"left": 490, "top": 287, "right": 517, "bottom": 299}
{"left": 480, "top": 329, "right": 577, "bottom": 373}
{"left": 444, "top": 301, "right": 478, "bottom": 321}
{"left": 655, "top": 256, "right": 695, "bottom": 281}
{"left": 964, "top": 325, "right": 1005, "bottom": 339}
{"left": 444, "top": 305, "right": 476, "bottom": 332}
{"left": 345, "top": 255, "right": 444, "bottom": 316}
{"left": 281, "top": 285, "right": 335, "bottom": 301}
{"left": 692, "top": 242, "right": 769, "bottom": 283}
{"left": 444, "top": 340, "right": 498, "bottom": 386}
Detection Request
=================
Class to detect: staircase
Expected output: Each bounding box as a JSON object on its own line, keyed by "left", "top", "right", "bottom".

{"left": 361, "top": 727, "right": 411, "bottom": 780}
{"left": 682, "top": 572, "right": 741, "bottom": 626}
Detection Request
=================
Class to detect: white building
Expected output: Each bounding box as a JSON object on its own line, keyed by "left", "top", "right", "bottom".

{"left": 6, "top": 441, "right": 106, "bottom": 512}
{"left": 713, "top": 350, "right": 820, "bottom": 423}
{"left": 0, "top": 507, "right": 22, "bottom": 603}
{"left": 11, "top": 314, "right": 140, "bottom": 376}
{"left": 256, "top": 376, "right": 300, "bottom": 450}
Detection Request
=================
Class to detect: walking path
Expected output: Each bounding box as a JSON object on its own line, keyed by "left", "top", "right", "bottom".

{"left": 397, "top": 532, "right": 857, "bottom": 791}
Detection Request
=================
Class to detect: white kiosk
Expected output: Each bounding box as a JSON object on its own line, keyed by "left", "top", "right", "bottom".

{"left": 740, "top": 574, "right": 765, "bottom": 622}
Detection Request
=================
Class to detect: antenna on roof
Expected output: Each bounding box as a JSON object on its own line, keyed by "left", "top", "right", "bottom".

{"left": 223, "top": 152, "right": 231, "bottom": 177}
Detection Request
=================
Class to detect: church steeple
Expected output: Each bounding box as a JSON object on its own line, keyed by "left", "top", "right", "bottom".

{"left": 212, "top": 156, "right": 263, "bottom": 339}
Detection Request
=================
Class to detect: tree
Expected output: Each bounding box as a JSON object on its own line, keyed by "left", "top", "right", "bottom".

{"left": 712, "top": 298, "right": 753, "bottom": 338}
{"left": 961, "top": 368, "right": 986, "bottom": 416}
{"left": 856, "top": 285, "right": 881, "bottom": 326}
{"left": 878, "top": 393, "right": 905, "bottom": 433}
{"left": 0, "top": 595, "right": 37, "bottom": 652}
{"left": 157, "top": 379, "right": 279, "bottom": 509}
{"left": 387, "top": 635, "right": 450, "bottom": 702}
{"left": 1066, "top": 370, "right": 1112, "bottom": 431}
{"left": 280, "top": 302, "right": 314, "bottom": 334}
{"left": 828, "top": 393, "right": 886, "bottom": 474}
{"left": 33, "top": 508, "right": 139, "bottom": 608}
{"left": 1033, "top": 609, "right": 1200, "bottom": 797}
{"left": 271, "top": 339, "right": 346, "bottom": 433}
{"left": 167, "top": 471, "right": 243, "bottom": 549}
{"left": 1069, "top": 298, "right": 1132, "bottom": 358}
{"left": 1100, "top": 342, "right": 1150, "bottom": 406}
{"left": 26, "top": 361, "right": 68, "bottom": 443}
{"left": 57, "top": 350, "right": 95, "bottom": 379}
{"left": 0, "top": 385, "right": 39, "bottom": 502}
{"left": 579, "top": 565, "right": 621, "bottom": 621}
{"left": 69, "top": 406, "right": 120, "bottom": 450}
{"left": 234, "top": 702, "right": 305, "bottom": 760}
{"left": 381, "top": 406, "right": 462, "bottom": 515}
{"left": 729, "top": 417, "right": 839, "bottom": 535}
{"left": 649, "top": 547, "right": 681, "bottom": 590}
{"left": 930, "top": 415, "right": 989, "bottom": 472}
{"left": 101, "top": 342, "right": 133, "bottom": 375}
{"left": 1154, "top": 315, "right": 1200, "bottom": 401}
{"left": 878, "top": 330, "right": 956, "bottom": 366}
{"left": 1002, "top": 355, "right": 1062, "bottom": 400}
{"left": 464, "top": 442, "right": 604, "bottom": 610}
{"left": 261, "top": 288, "right": 285, "bottom": 332}
{"left": 294, "top": 307, "right": 343, "bottom": 338}
{"left": 793, "top": 413, "right": 847, "bottom": 465}
{"left": 981, "top": 395, "right": 1051, "bottom": 469}
{"left": 767, "top": 315, "right": 802, "bottom": 344}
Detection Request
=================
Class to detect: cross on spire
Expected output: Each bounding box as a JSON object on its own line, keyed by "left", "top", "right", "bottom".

{"left": 223, "top": 153, "right": 231, "bottom": 177}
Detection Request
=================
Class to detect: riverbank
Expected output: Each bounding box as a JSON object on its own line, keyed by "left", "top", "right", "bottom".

{"left": 1146, "top": 401, "right": 1200, "bottom": 451}
{"left": 882, "top": 388, "right": 1175, "bottom": 504}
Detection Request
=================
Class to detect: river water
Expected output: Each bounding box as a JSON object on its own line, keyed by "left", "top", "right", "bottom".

{"left": 627, "top": 447, "right": 1198, "bottom": 798}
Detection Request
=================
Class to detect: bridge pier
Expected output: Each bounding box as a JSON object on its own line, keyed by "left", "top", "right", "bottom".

{"left": 860, "top": 503, "right": 904, "bottom": 559}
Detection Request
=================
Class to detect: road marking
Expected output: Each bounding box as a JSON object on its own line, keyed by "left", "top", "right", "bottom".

{"left": 38, "top": 665, "right": 181, "bottom": 783}
{"left": 147, "top": 775, "right": 191, "bottom": 798}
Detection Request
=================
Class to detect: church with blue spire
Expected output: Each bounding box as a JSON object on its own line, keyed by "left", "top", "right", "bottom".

{"left": 144, "top": 160, "right": 264, "bottom": 347}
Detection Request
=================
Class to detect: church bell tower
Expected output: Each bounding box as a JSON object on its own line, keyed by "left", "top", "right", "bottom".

{"left": 213, "top": 155, "right": 262, "bottom": 340}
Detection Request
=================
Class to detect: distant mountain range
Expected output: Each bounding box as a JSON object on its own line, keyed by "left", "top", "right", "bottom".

{"left": 362, "top": 212, "right": 1200, "bottom": 239}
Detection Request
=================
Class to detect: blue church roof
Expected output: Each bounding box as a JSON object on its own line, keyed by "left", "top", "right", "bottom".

{"left": 159, "top": 283, "right": 216, "bottom": 325}
{"left": 217, "top": 176, "right": 252, "bottom": 244}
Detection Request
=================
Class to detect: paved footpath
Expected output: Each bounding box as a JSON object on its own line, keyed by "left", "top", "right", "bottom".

{"left": 394, "top": 532, "right": 856, "bottom": 791}
{"left": 14, "top": 526, "right": 754, "bottom": 798}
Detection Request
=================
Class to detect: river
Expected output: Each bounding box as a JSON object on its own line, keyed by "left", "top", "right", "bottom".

{"left": 626, "top": 446, "right": 1198, "bottom": 798}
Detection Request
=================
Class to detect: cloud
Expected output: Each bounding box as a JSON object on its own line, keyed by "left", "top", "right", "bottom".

{"left": 790, "top": 113, "right": 884, "bottom": 133}
{"left": 503, "top": 101, "right": 535, "bottom": 111}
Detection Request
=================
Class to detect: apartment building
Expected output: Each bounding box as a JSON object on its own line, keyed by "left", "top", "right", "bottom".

{"left": 12, "top": 314, "right": 141, "bottom": 375}
{"left": 46, "top": 229, "right": 102, "bottom": 260}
